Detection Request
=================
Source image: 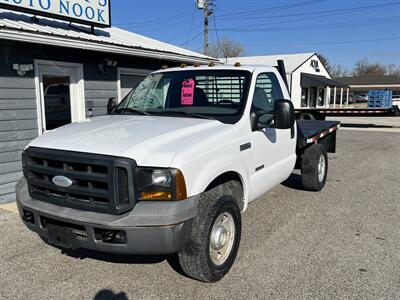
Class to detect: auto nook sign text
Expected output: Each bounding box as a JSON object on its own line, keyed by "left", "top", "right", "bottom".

{"left": 0, "top": 0, "right": 111, "bottom": 27}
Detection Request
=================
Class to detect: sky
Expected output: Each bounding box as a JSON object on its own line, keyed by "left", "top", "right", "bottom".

{"left": 111, "top": 0, "right": 400, "bottom": 69}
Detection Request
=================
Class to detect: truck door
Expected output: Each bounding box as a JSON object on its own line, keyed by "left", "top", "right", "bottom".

{"left": 249, "top": 72, "right": 296, "bottom": 200}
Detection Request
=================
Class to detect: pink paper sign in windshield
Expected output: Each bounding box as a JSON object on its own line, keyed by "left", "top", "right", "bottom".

{"left": 181, "top": 79, "right": 195, "bottom": 105}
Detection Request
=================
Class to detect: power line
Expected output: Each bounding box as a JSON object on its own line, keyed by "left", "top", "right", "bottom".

{"left": 180, "top": 31, "right": 203, "bottom": 46}
{"left": 124, "top": 15, "right": 198, "bottom": 35}
{"left": 212, "top": 15, "right": 221, "bottom": 46}
{"left": 243, "top": 36, "right": 400, "bottom": 47}
{"left": 183, "top": 4, "right": 198, "bottom": 46}
{"left": 120, "top": 16, "right": 193, "bottom": 31}
{"left": 215, "top": 1, "right": 400, "bottom": 22}
{"left": 213, "top": 3, "right": 400, "bottom": 31}
{"left": 212, "top": 16, "right": 400, "bottom": 32}
{"left": 216, "top": 0, "right": 326, "bottom": 19}
{"left": 114, "top": 9, "right": 193, "bottom": 26}
{"left": 192, "top": 45, "right": 205, "bottom": 53}
{"left": 212, "top": 8, "right": 221, "bottom": 54}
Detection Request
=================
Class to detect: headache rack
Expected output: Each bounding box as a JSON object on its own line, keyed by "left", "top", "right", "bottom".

{"left": 23, "top": 147, "right": 136, "bottom": 215}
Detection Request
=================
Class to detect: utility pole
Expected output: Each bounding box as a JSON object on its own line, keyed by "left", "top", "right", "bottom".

{"left": 204, "top": 2, "right": 209, "bottom": 56}
{"left": 197, "top": 0, "right": 214, "bottom": 56}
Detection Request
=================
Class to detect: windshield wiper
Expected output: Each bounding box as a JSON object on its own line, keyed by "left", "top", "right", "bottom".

{"left": 152, "top": 110, "right": 215, "bottom": 120}
{"left": 115, "top": 107, "right": 149, "bottom": 115}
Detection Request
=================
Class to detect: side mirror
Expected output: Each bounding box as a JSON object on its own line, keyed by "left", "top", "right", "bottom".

{"left": 251, "top": 110, "right": 272, "bottom": 131}
{"left": 251, "top": 99, "right": 295, "bottom": 131}
{"left": 273, "top": 99, "right": 295, "bottom": 129}
{"left": 107, "top": 97, "right": 117, "bottom": 114}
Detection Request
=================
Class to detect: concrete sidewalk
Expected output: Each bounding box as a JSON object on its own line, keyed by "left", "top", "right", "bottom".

{"left": 0, "top": 202, "right": 18, "bottom": 213}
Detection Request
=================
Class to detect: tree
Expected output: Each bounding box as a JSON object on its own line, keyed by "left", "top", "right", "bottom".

{"left": 330, "top": 64, "right": 350, "bottom": 77}
{"left": 209, "top": 38, "right": 245, "bottom": 59}
{"left": 317, "top": 53, "right": 351, "bottom": 77}
{"left": 352, "top": 58, "right": 387, "bottom": 76}
{"left": 317, "top": 54, "right": 333, "bottom": 75}
{"left": 386, "top": 64, "right": 400, "bottom": 76}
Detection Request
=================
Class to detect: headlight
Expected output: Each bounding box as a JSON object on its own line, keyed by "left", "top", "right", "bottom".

{"left": 152, "top": 169, "right": 171, "bottom": 187}
{"left": 22, "top": 150, "right": 27, "bottom": 177}
{"left": 136, "top": 168, "right": 187, "bottom": 201}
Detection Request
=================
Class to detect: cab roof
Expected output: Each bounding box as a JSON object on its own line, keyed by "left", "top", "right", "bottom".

{"left": 153, "top": 64, "right": 277, "bottom": 74}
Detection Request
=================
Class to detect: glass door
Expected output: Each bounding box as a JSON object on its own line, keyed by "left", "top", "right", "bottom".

{"left": 318, "top": 88, "right": 325, "bottom": 107}
{"left": 309, "top": 87, "right": 317, "bottom": 108}
{"left": 36, "top": 61, "right": 84, "bottom": 133}
{"left": 42, "top": 75, "right": 71, "bottom": 130}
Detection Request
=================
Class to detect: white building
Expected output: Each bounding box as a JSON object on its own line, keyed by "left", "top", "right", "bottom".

{"left": 226, "top": 53, "right": 349, "bottom": 109}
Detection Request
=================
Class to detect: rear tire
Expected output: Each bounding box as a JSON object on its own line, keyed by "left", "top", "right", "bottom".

{"left": 301, "top": 144, "right": 328, "bottom": 191}
{"left": 178, "top": 182, "right": 242, "bottom": 282}
{"left": 298, "top": 112, "right": 316, "bottom": 120}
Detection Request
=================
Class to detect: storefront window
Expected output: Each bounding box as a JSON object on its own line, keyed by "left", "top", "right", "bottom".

{"left": 301, "top": 87, "right": 308, "bottom": 107}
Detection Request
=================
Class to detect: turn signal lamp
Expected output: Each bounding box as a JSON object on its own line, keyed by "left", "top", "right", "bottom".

{"left": 175, "top": 169, "right": 187, "bottom": 200}
{"left": 140, "top": 191, "right": 172, "bottom": 200}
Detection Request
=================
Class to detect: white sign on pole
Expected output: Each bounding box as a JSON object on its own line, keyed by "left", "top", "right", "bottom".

{"left": 0, "top": 0, "right": 111, "bottom": 27}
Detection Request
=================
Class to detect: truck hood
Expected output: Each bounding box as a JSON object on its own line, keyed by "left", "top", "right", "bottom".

{"left": 28, "top": 115, "right": 228, "bottom": 167}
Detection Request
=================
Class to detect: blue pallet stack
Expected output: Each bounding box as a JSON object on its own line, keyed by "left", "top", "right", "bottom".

{"left": 368, "top": 90, "right": 392, "bottom": 108}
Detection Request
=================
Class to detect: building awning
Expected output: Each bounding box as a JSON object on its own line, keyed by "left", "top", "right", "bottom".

{"left": 301, "top": 73, "right": 348, "bottom": 88}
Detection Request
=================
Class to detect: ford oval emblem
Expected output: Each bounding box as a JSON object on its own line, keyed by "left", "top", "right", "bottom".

{"left": 52, "top": 175, "right": 73, "bottom": 188}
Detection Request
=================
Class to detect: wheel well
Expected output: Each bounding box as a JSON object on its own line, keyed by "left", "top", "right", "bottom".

{"left": 205, "top": 171, "right": 244, "bottom": 210}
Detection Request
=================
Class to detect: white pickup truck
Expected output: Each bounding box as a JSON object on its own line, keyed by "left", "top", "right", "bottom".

{"left": 16, "top": 62, "right": 340, "bottom": 282}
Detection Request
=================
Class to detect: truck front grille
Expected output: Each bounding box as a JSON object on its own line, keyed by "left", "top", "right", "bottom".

{"left": 23, "top": 147, "right": 136, "bottom": 215}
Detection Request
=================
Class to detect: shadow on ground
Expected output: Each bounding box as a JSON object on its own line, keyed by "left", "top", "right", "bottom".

{"left": 340, "top": 123, "right": 400, "bottom": 129}
{"left": 94, "top": 289, "right": 129, "bottom": 300}
{"left": 281, "top": 173, "right": 306, "bottom": 191}
{"left": 56, "top": 245, "right": 188, "bottom": 277}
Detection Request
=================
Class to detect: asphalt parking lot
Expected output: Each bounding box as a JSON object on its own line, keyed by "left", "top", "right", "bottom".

{"left": 1, "top": 127, "right": 399, "bottom": 299}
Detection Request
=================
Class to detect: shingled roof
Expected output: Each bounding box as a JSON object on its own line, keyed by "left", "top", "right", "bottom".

{"left": 334, "top": 75, "right": 400, "bottom": 86}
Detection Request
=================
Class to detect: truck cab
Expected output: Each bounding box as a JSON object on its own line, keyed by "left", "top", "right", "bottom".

{"left": 17, "top": 64, "right": 339, "bottom": 282}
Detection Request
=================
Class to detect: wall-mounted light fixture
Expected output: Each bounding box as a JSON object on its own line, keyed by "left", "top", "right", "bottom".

{"left": 98, "top": 58, "right": 118, "bottom": 74}
{"left": 13, "top": 64, "right": 33, "bottom": 76}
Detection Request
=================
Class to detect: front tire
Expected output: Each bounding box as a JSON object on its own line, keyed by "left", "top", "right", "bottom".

{"left": 301, "top": 144, "right": 328, "bottom": 191}
{"left": 178, "top": 183, "right": 242, "bottom": 282}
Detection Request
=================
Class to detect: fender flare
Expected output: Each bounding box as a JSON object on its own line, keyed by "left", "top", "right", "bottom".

{"left": 188, "top": 154, "right": 250, "bottom": 210}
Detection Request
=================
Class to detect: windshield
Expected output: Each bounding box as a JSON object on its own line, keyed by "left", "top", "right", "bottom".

{"left": 115, "top": 70, "right": 251, "bottom": 124}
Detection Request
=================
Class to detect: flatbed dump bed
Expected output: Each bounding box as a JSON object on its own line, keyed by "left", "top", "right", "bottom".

{"left": 296, "top": 107, "right": 398, "bottom": 120}
{"left": 297, "top": 120, "right": 340, "bottom": 152}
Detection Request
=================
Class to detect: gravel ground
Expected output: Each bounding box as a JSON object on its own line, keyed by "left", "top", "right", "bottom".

{"left": 327, "top": 116, "right": 400, "bottom": 133}
{"left": 0, "top": 130, "right": 399, "bottom": 300}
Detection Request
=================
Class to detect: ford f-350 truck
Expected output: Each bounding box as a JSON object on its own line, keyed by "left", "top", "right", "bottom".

{"left": 16, "top": 62, "right": 340, "bottom": 282}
